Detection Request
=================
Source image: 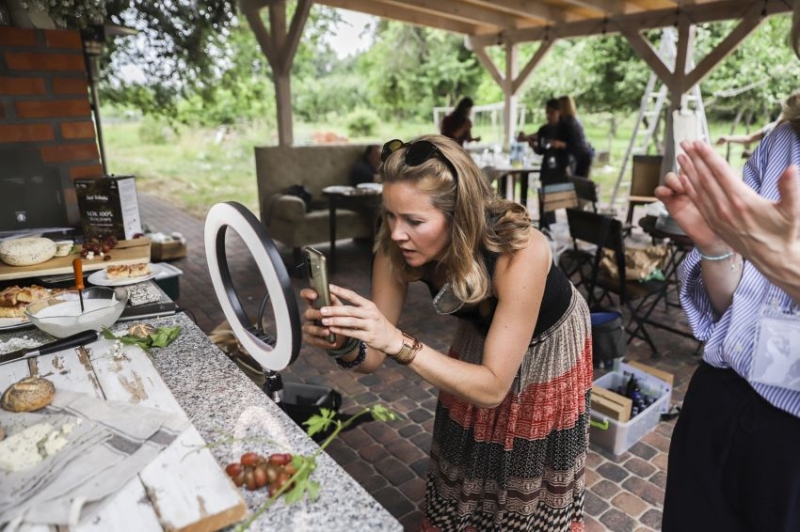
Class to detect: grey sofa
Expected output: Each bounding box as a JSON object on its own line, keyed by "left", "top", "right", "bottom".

{"left": 255, "top": 144, "right": 374, "bottom": 257}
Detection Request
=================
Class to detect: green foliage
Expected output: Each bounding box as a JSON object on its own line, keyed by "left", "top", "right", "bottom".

{"left": 138, "top": 115, "right": 172, "bottom": 144}
{"left": 345, "top": 108, "right": 379, "bottom": 137}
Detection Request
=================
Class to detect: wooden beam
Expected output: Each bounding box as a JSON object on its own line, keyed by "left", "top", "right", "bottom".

{"left": 269, "top": 3, "right": 287, "bottom": 71}
{"left": 470, "top": 0, "right": 791, "bottom": 45}
{"left": 671, "top": 18, "right": 692, "bottom": 92}
{"left": 471, "top": 44, "right": 505, "bottom": 88}
{"left": 243, "top": 10, "right": 277, "bottom": 70}
{"left": 511, "top": 38, "right": 554, "bottom": 94}
{"left": 620, "top": 27, "right": 672, "bottom": 85}
{"left": 468, "top": 0, "right": 564, "bottom": 24}
{"left": 559, "top": 0, "right": 628, "bottom": 16}
{"left": 382, "top": 0, "right": 524, "bottom": 29}
{"left": 281, "top": 0, "right": 312, "bottom": 76}
{"left": 684, "top": 8, "right": 763, "bottom": 88}
{"left": 317, "top": 0, "right": 485, "bottom": 34}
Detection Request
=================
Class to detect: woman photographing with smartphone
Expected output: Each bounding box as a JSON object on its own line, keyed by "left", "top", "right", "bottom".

{"left": 301, "top": 134, "right": 592, "bottom": 531}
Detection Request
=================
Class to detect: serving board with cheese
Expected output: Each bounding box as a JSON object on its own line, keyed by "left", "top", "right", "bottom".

{"left": 0, "top": 239, "right": 151, "bottom": 281}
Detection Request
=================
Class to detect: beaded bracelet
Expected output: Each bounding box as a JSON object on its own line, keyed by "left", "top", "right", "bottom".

{"left": 336, "top": 341, "right": 367, "bottom": 369}
{"left": 325, "top": 337, "right": 358, "bottom": 359}
{"left": 698, "top": 250, "right": 734, "bottom": 262}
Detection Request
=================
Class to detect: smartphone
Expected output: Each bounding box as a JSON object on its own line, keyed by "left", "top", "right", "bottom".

{"left": 304, "top": 246, "right": 336, "bottom": 344}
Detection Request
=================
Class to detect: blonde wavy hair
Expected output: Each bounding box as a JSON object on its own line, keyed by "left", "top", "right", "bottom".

{"left": 376, "top": 134, "right": 532, "bottom": 304}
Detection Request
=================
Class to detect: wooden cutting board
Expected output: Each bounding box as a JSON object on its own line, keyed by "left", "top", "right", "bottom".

{"left": 0, "top": 238, "right": 151, "bottom": 281}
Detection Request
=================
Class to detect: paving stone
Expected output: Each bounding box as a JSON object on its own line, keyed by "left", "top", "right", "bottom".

{"left": 650, "top": 470, "right": 667, "bottom": 489}
{"left": 359, "top": 443, "right": 390, "bottom": 463}
{"left": 363, "top": 419, "right": 399, "bottom": 444}
{"left": 584, "top": 489, "right": 610, "bottom": 516}
{"left": 641, "top": 430, "right": 671, "bottom": 453}
{"left": 386, "top": 437, "right": 426, "bottom": 464}
{"left": 640, "top": 508, "right": 663, "bottom": 529}
{"left": 410, "top": 457, "right": 430, "bottom": 477}
{"left": 585, "top": 451, "right": 605, "bottom": 468}
{"left": 371, "top": 485, "right": 417, "bottom": 517}
{"left": 597, "top": 462, "right": 629, "bottom": 483}
{"left": 611, "top": 491, "right": 648, "bottom": 518}
{"left": 357, "top": 374, "right": 382, "bottom": 386}
{"left": 591, "top": 479, "right": 621, "bottom": 499}
{"left": 599, "top": 508, "right": 637, "bottom": 532}
{"left": 398, "top": 476, "right": 427, "bottom": 502}
{"left": 628, "top": 441, "right": 658, "bottom": 460}
{"left": 583, "top": 515, "right": 607, "bottom": 532}
{"left": 359, "top": 472, "right": 389, "bottom": 493}
{"left": 622, "top": 476, "right": 666, "bottom": 507}
{"left": 584, "top": 467, "right": 601, "bottom": 488}
{"left": 408, "top": 408, "right": 434, "bottom": 423}
{"left": 399, "top": 423, "right": 423, "bottom": 438}
{"left": 374, "top": 456, "right": 416, "bottom": 485}
{"left": 399, "top": 511, "right": 424, "bottom": 531}
{"left": 624, "top": 456, "right": 657, "bottom": 478}
{"left": 410, "top": 431, "right": 432, "bottom": 452}
{"left": 650, "top": 451, "right": 669, "bottom": 471}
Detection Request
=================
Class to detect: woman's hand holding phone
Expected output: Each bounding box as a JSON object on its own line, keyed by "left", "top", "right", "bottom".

{"left": 300, "top": 287, "right": 347, "bottom": 349}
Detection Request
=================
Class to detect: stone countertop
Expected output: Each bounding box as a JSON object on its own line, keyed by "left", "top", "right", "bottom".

{"left": 0, "top": 313, "right": 401, "bottom": 532}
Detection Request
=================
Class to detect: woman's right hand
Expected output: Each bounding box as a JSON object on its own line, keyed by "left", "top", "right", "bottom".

{"left": 655, "top": 167, "right": 725, "bottom": 253}
{"left": 300, "top": 288, "right": 349, "bottom": 350}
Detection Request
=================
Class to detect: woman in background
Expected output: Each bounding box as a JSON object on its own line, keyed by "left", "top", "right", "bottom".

{"left": 440, "top": 97, "right": 481, "bottom": 146}
{"left": 552, "top": 95, "right": 593, "bottom": 178}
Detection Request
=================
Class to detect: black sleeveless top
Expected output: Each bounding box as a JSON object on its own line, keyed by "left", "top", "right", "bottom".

{"left": 422, "top": 251, "right": 573, "bottom": 339}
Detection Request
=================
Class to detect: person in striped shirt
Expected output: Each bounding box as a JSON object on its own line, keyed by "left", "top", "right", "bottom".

{"left": 654, "top": 80, "right": 800, "bottom": 532}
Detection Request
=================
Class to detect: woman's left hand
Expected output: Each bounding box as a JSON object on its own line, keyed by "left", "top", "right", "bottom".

{"left": 678, "top": 140, "right": 800, "bottom": 264}
{"left": 320, "top": 285, "right": 404, "bottom": 355}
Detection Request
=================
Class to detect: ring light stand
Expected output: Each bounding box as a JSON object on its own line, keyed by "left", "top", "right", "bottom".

{"left": 205, "top": 202, "right": 341, "bottom": 425}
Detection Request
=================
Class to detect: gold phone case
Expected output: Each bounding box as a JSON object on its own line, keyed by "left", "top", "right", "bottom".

{"left": 304, "top": 247, "right": 335, "bottom": 343}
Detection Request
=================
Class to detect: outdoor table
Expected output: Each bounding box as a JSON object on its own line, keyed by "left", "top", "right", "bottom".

{"left": 322, "top": 188, "right": 381, "bottom": 272}
{"left": 0, "top": 310, "right": 401, "bottom": 531}
{"left": 482, "top": 165, "right": 541, "bottom": 208}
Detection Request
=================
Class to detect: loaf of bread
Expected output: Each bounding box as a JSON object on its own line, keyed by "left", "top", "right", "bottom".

{"left": 0, "top": 238, "right": 57, "bottom": 267}
{"left": 1, "top": 377, "right": 56, "bottom": 412}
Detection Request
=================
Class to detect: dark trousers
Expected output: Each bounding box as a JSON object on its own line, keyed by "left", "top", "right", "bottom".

{"left": 663, "top": 361, "right": 800, "bottom": 532}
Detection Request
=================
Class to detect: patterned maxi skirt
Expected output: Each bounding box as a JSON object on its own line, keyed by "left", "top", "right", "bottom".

{"left": 421, "top": 287, "right": 593, "bottom": 532}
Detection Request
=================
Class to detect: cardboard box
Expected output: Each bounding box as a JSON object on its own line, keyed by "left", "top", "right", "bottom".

{"left": 591, "top": 386, "right": 632, "bottom": 423}
{"left": 75, "top": 176, "right": 142, "bottom": 240}
{"left": 590, "top": 362, "right": 674, "bottom": 455}
{"left": 151, "top": 241, "right": 187, "bottom": 261}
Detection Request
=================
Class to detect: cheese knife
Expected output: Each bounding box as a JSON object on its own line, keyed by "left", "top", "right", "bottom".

{"left": 0, "top": 329, "right": 98, "bottom": 366}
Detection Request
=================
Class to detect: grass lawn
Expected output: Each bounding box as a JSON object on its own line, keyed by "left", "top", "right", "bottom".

{"left": 103, "top": 113, "right": 753, "bottom": 223}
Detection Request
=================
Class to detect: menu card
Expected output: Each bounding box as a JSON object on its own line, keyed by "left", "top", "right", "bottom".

{"left": 75, "top": 176, "right": 142, "bottom": 240}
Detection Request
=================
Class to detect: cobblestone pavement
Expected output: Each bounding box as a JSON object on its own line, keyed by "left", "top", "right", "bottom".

{"left": 141, "top": 193, "right": 701, "bottom": 531}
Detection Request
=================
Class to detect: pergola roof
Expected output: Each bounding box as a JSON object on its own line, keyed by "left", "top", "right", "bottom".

{"left": 310, "top": 0, "right": 791, "bottom": 43}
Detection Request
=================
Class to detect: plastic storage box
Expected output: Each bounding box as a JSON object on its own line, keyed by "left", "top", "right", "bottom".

{"left": 590, "top": 363, "right": 672, "bottom": 455}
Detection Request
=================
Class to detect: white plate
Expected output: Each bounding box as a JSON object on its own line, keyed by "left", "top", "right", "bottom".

{"left": 322, "top": 185, "right": 355, "bottom": 194}
{"left": 0, "top": 317, "right": 31, "bottom": 331}
{"left": 87, "top": 264, "right": 159, "bottom": 287}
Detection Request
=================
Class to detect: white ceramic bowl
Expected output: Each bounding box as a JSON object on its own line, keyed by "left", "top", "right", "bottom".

{"left": 25, "top": 287, "right": 128, "bottom": 338}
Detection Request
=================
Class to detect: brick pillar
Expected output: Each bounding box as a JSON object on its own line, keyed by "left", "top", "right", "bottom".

{"left": 0, "top": 27, "right": 102, "bottom": 226}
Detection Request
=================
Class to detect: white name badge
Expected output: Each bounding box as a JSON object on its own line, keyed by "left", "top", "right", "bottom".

{"left": 751, "top": 313, "right": 800, "bottom": 392}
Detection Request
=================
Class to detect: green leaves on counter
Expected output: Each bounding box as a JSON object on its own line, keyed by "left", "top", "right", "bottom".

{"left": 101, "top": 326, "right": 182, "bottom": 354}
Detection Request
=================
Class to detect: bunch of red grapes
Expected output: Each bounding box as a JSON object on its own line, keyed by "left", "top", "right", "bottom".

{"left": 225, "top": 452, "right": 296, "bottom": 497}
{"left": 80, "top": 235, "right": 118, "bottom": 261}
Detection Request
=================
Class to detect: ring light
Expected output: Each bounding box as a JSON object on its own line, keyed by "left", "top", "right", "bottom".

{"left": 204, "top": 202, "right": 300, "bottom": 371}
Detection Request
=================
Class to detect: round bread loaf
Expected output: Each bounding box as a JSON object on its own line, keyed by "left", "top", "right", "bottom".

{"left": 0, "top": 238, "right": 57, "bottom": 266}
{"left": 1, "top": 377, "right": 56, "bottom": 412}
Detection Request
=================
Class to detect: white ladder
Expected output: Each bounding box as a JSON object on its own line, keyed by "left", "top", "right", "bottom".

{"left": 609, "top": 27, "right": 709, "bottom": 208}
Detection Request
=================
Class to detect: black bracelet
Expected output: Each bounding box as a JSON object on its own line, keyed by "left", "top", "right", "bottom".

{"left": 325, "top": 337, "right": 358, "bottom": 359}
{"left": 336, "top": 341, "right": 367, "bottom": 369}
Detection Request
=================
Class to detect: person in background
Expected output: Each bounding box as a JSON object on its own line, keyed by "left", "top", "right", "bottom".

{"left": 350, "top": 144, "right": 382, "bottom": 187}
{"left": 517, "top": 98, "right": 569, "bottom": 185}
{"left": 655, "top": 10, "right": 800, "bottom": 528}
{"left": 440, "top": 97, "right": 481, "bottom": 146}
{"left": 716, "top": 97, "right": 793, "bottom": 157}
{"left": 301, "top": 134, "right": 592, "bottom": 531}
{"left": 552, "top": 95, "right": 594, "bottom": 178}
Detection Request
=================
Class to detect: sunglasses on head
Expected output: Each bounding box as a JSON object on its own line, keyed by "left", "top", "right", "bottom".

{"left": 381, "top": 139, "right": 458, "bottom": 183}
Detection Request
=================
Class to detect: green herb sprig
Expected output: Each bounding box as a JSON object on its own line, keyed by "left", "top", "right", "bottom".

{"left": 101, "top": 325, "right": 181, "bottom": 355}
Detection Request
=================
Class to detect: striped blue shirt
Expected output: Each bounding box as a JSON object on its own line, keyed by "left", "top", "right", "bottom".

{"left": 679, "top": 122, "right": 800, "bottom": 418}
